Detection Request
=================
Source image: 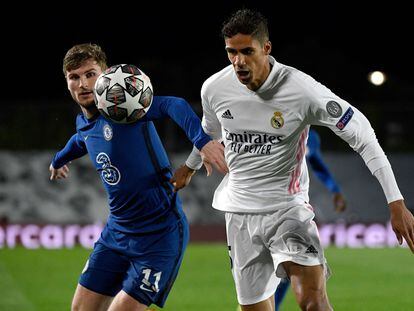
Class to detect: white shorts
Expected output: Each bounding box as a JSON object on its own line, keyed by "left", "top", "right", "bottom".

{"left": 225, "top": 204, "right": 330, "bottom": 305}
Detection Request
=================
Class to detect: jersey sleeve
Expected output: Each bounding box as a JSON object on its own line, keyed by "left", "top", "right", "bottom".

{"left": 144, "top": 96, "right": 211, "bottom": 151}
{"left": 51, "top": 133, "right": 87, "bottom": 169}
{"left": 200, "top": 82, "right": 222, "bottom": 140}
{"left": 303, "top": 76, "right": 402, "bottom": 203}
{"left": 185, "top": 82, "right": 223, "bottom": 170}
{"left": 306, "top": 130, "right": 341, "bottom": 193}
{"left": 305, "top": 77, "right": 388, "bottom": 173}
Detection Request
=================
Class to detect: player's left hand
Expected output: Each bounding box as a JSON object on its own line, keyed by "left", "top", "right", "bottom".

{"left": 200, "top": 140, "right": 228, "bottom": 176}
{"left": 170, "top": 165, "right": 196, "bottom": 192}
{"left": 333, "top": 193, "right": 346, "bottom": 212}
{"left": 49, "top": 163, "right": 69, "bottom": 180}
{"left": 389, "top": 199, "right": 414, "bottom": 253}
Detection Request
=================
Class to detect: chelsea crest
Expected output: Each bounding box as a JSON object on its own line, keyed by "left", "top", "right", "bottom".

{"left": 103, "top": 124, "right": 113, "bottom": 141}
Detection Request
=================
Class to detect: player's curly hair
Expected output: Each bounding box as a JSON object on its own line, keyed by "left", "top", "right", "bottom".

{"left": 63, "top": 43, "right": 108, "bottom": 75}
{"left": 221, "top": 9, "right": 269, "bottom": 45}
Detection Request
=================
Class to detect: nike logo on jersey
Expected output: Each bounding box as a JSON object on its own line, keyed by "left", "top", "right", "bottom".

{"left": 221, "top": 109, "right": 234, "bottom": 119}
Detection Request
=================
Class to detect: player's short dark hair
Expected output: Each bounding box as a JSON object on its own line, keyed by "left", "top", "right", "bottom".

{"left": 63, "top": 43, "right": 108, "bottom": 75}
{"left": 221, "top": 9, "right": 269, "bottom": 44}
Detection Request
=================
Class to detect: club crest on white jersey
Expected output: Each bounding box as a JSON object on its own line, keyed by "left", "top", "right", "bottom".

{"left": 271, "top": 112, "right": 284, "bottom": 129}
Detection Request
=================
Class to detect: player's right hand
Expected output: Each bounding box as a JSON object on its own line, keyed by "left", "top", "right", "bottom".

{"left": 170, "top": 164, "right": 196, "bottom": 192}
{"left": 333, "top": 193, "right": 346, "bottom": 212}
{"left": 49, "top": 163, "right": 69, "bottom": 180}
{"left": 200, "top": 140, "right": 228, "bottom": 176}
{"left": 389, "top": 199, "right": 414, "bottom": 253}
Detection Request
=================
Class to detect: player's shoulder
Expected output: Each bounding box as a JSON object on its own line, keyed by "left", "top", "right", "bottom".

{"left": 283, "top": 63, "right": 336, "bottom": 99}
{"left": 277, "top": 62, "right": 318, "bottom": 88}
{"left": 201, "top": 64, "right": 234, "bottom": 95}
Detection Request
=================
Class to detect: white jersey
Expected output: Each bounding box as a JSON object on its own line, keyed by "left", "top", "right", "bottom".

{"left": 189, "top": 56, "right": 401, "bottom": 213}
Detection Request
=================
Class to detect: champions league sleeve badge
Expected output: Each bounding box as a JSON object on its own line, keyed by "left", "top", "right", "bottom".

{"left": 271, "top": 111, "right": 284, "bottom": 129}
{"left": 336, "top": 107, "right": 354, "bottom": 130}
{"left": 326, "top": 101, "right": 343, "bottom": 118}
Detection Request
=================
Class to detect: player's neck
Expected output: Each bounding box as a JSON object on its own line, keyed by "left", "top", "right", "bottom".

{"left": 81, "top": 106, "right": 99, "bottom": 120}
{"left": 249, "top": 61, "right": 273, "bottom": 91}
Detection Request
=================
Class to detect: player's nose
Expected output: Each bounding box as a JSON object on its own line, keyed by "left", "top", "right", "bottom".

{"left": 234, "top": 54, "right": 246, "bottom": 67}
{"left": 79, "top": 77, "right": 89, "bottom": 89}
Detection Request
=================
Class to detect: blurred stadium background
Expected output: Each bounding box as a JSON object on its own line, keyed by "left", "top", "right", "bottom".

{"left": 1, "top": 1, "right": 413, "bottom": 310}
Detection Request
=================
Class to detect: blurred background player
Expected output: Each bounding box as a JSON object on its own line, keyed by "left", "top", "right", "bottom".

{"left": 49, "top": 43, "right": 226, "bottom": 311}
{"left": 306, "top": 129, "right": 346, "bottom": 214}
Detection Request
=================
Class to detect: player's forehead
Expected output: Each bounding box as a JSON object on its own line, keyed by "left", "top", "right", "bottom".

{"left": 225, "top": 33, "right": 261, "bottom": 50}
{"left": 66, "top": 58, "right": 102, "bottom": 76}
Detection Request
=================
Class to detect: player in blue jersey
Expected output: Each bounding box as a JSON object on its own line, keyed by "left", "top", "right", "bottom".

{"left": 49, "top": 43, "right": 227, "bottom": 311}
{"left": 273, "top": 128, "right": 346, "bottom": 311}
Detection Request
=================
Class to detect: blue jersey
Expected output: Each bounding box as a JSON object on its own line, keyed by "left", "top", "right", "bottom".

{"left": 306, "top": 129, "right": 341, "bottom": 193}
{"left": 52, "top": 96, "right": 210, "bottom": 234}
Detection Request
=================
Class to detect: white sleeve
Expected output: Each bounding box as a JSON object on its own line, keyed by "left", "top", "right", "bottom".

{"left": 373, "top": 164, "right": 403, "bottom": 203}
{"left": 304, "top": 75, "right": 402, "bottom": 203}
{"left": 200, "top": 83, "right": 222, "bottom": 140}
{"left": 185, "top": 82, "right": 222, "bottom": 170}
{"left": 185, "top": 145, "right": 203, "bottom": 170}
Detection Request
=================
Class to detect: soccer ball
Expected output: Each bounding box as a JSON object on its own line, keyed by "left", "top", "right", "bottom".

{"left": 94, "top": 64, "right": 153, "bottom": 123}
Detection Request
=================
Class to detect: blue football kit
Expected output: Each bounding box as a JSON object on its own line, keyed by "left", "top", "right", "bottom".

{"left": 305, "top": 129, "right": 341, "bottom": 194}
{"left": 52, "top": 96, "right": 211, "bottom": 307}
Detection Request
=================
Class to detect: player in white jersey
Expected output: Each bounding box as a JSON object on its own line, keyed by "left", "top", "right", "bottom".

{"left": 171, "top": 8, "right": 414, "bottom": 311}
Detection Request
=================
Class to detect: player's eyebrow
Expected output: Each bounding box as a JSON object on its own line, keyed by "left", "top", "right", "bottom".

{"left": 84, "top": 68, "right": 97, "bottom": 74}
{"left": 225, "top": 47, "right": 255, "bottom": 54}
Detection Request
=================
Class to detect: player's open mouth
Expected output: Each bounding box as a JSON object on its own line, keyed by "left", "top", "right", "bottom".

{"left": 236, "top": 70, "right": 250, "bottom": 82}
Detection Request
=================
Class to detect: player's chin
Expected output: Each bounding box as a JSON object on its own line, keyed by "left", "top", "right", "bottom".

{"left": 236, "top": 73, "right": 251, "bottom": 85}
{"left": 237, "top": 77, "right": 251, "bottom": 85}
{"left": 78, "top": 99, "right": 96, "bottom": 108}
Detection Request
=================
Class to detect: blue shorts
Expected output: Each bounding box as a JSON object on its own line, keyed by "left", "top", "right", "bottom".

{"left": 79, "top": 211, "right": 189, "bottom": 308}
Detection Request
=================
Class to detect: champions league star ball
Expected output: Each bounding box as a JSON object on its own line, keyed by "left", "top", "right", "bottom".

{"left": 94, "top": 64, "right": 153, "bottom": 123}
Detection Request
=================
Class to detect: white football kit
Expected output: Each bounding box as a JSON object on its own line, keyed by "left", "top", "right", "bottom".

{"left": 186, "top": 56, "right": 403, "bottom": 304}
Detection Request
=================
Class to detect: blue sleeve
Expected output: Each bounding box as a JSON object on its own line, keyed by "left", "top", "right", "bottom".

{"left": 144, "top": 96, "right": 211, "bottom": 150}
{"left": 51, "top": 133, "right": 87, "bottom": 169}
{"left": 306, "top": 130, "right": 341, "bottom": 193}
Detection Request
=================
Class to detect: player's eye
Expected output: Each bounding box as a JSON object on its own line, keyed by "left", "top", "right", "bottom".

{"left": 86, "top": 72, "right": 96, "bottom": 78}
{"left": 68, "top": 75, "right": 79, "bottom": 81}
{"left": 226, "top": 48, "right": 237, "bottom": 55}
{"left": 241, "top": 49, "right": 254, "bottom": 55}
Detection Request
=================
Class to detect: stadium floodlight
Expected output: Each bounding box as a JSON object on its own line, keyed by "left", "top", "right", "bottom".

{"left": 368, "top": 71, "right": 387, "bottom": 86}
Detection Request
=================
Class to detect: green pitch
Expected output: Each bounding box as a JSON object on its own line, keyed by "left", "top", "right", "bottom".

{"left": 0, "top": 245, "right": 413, "bottom": 310}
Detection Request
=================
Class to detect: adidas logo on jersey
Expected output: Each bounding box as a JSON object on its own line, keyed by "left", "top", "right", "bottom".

{"left": 221, "top": 109, "right": 234, "bottom": 119}
{"left": 305, "top": 245, "right": 318, "bottom": 254}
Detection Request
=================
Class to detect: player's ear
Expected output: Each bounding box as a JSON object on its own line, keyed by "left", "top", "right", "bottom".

{"left": 264, "top": 40, "right": 272, "bottom": 55}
